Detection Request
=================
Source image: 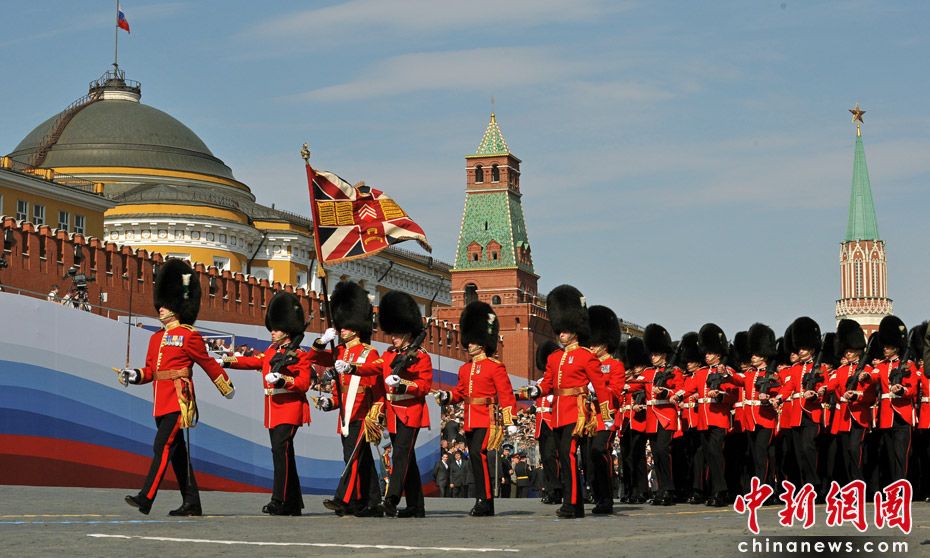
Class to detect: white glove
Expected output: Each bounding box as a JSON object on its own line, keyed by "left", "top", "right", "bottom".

{"left": 319, "top": 397, "right": 334, "bottom": 411}
{"left": 224, "top": 385, "right": 236, "bottom": 400}
{"left": 264, "top": 372, "right": 282, "bottom": 385}
{"left": 587, "top": 382, "right": 595, "bottom": 392}
{"left": 546, "top": 394, "right": 554, "bottom": 403}
{"left": 118, "top": 368, "right": 138, "bottom": 386}
{"left": 385, "top": 374, "right": 401, "bottom": 387}
{"left": 320, "top": 328, "right": 339, "bottom": 345}
{"left": 334, "top": 360, "right": 353, "bottom": 374}
{"left": 507, "top": 425, "right": 519, "bottom": 435}
{"left": 435, "top": 391, "right": 451, "bottom": 405}
{"left": 604, "top": 421, "right": 614, "bottom": 430}
{"left": 525, "top": 385, "right": 541, "bottom": 399}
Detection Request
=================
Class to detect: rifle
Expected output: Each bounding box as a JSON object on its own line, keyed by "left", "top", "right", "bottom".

{"left": 888, "top": 329, "right": 918, "bottom": 391}
{"left": 389, "top": 320, "right": 431, "bottom": 378}
{"left": 846, "top": 334, "right": 877, "bottom": 395}
{"left": 268, "top": 331, "right": 306, "bottom": 379}
{"left": 801, "top": 335, "right": 827, "bottom": 394}
{"left": 706, "top": 366, "right": 728, "bottom": 403}
{"left": 652, "top": 343, "right": 684, "bottom": 398}
{"left": 754, "top": 368, "right": 781, "bottom": 407}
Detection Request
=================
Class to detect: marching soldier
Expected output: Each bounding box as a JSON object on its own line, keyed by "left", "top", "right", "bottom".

{"left": 619, "top": 337, "right": 650, "bottom": 504}
{"left": 774, "top": 328, "right": 801, "bottom": 488}
{"left": 436, "top": 301, "right": 518, "bottom": 517}
{"left": 909, "top": 323, "right": 929, "bottom": 500}
{"left": 824, "top": 319, "right": 874, "bottom": 483}
{"left": 222, "top": 291, "right": 311, "bottom": 516}
{"left": 633, "top": 323, "right": 682, "bottom": 506}
{"left": 725, "top": 331, "right": 751, "bottom": 499}
{"left": 117, "top": 259, "right": 236, "bottom": 516}
{"left": 672, "top": 323, "right": 738, "bottom": 507}
{"left": 585, "top": 305, "right": 626, "bottom": 514}
{"left": 308, "top": 281, "right": 384, "bottom": 517}
{"left": 741, "top": 323, "right": 780, "bottom": 490}
{"left": 339, "top": 290, "right": 432, "bottom": 518}
{"left": 532, "top": 341, "right": 562, "bottom": 505}
{"left": 872, "top": 315, "right": 918, "bottom": 485}
{"left": 519, "top": 285, "right": 613, "bottom": 518}
{"left": 674, "top": 332, "right": 705, "bottom": 504}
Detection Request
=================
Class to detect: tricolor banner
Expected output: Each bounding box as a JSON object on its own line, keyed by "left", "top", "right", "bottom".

{"left": 117, "top": 7, "right": 130, "bottom": 33}
{"left": 305, "top": 165, "right": 431, "bottom": 265}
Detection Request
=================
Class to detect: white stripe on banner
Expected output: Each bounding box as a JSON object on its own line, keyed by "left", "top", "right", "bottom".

{"left": 86, "top": 534, "right": 519, "bottom": 553}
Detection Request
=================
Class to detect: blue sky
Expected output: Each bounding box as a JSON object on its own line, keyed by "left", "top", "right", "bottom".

{"left": 1, "top": 1, "right": 928, "bottom": 339}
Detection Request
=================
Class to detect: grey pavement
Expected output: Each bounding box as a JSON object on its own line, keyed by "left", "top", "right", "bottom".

{"left": 0, "top": 486, "right": 926, "bottom": 557}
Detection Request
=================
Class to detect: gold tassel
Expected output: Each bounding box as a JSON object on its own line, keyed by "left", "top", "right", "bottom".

{"left": 364, "top": 402, "right": 384, "bottom": 443}
{"left": 571, "top": 394, "right": 588, "bottom": 438}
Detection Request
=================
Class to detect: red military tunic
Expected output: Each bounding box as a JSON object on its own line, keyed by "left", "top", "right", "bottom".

{"left": 628, "top": 366, "right": 682, "bottom": 433}
{"left": 309, "top": 338, "right": 384, "bottom": 434}
{"left": 677, "top": 371, "right": 699, "bottom": 431}
{"left": 872, "top": 358, "right": 919, "bottom": 428}
{"left": 449, "top": 354, "right": 516, "bottom": 431}
{"left": 355, "top": 347, "right": 433, "bottom": 434}
{"left": 592, "top": 355, "right": 625, "bottom": 432}
{"left": 534, "top": 395, "right": 553, "bottom": 438}
{"left": 776, "top": 365, "right": 796, "bottom": 432}
{"left": 537, "top": 342, "right": 613, "bottom": 429}
{"left": 677, "top": 364, "right": 739, "bottom": 431}
{"left": 778, "top": 360, "right": 827, "bottom": 427}
{"left": 917, "top": 367, "right": 930, "bottom": 430}
{"left": 226, "top": 344, "right": 312, "bottom": 429}
{"left": 137, "top": 321, "right": 233, "bottom": 417}
{"left": 740, "top": 367, "right": 780, "bottom": 431}
{"left": 825, "top": 362, "right": 876, "bottom": 434}
{"left": 730, "top": 371, "right": 747, "bottom": 434}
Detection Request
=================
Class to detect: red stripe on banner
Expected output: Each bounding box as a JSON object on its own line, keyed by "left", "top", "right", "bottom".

{"left": 0, "top": 435, "right": 264, "bottom": 492}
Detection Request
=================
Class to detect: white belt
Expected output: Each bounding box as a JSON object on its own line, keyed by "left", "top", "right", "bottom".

{"left": 387, "top": 393, "right": 415, "bottom": 402}
{"left": 697, "top": 397, "right": 714, "bottom": 404}
{"left": 838, "top": 397, "right": 848, "bottom": 403}
{"left": 790, "top": 393, "right": 803, "bottom": 400}
{"left": 646, "top": 399, "right": 671, "bottom": 406}
{"left": 744, "top": 400, "right": 762, "bottom": 407}
{"left": 264, "top": 388, "right": 290, "bottom": 396}
{"left": 733, "top": 402, "right": 744, "bottom": 408}
{"left": 835, "top": 403, "right": 843, "bottom": 409}
{"left": 921, "top": 397, "right": 930, "bottom": 403}
{"left": 880, "top": 393, "right": 896, "bottom": 400}
{"left": 680, "top": 403, "right": 695, "bottom": 409}
{"left": 537, "top": 407, "right": 552, "bottom": 413}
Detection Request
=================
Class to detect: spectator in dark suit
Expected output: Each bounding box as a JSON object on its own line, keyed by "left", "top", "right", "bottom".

{"left": 499, "top": 446, "right": 513, "bottom": 498}
{"left": 450, "top": 451, "right": 470, "bottom": 498}
{"left": 514, "top": 454, "right": 532, "bottom": 498}
{"left": 443, "top": 419, "right": 461, "bottom": 445}
{"left": 433, "top": 453, "right": 451, "bottom": 497}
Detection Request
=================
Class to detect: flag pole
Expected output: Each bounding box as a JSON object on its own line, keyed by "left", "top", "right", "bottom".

{"left": 113, "top": 0, "right": 120, "bottom": 73}
{"left": 302, "top": 143, "right": 346, "bottom": 431}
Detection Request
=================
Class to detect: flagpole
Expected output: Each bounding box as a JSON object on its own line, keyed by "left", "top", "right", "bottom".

{"left": 113, "top": 0, "right": 120, "bottom": 73}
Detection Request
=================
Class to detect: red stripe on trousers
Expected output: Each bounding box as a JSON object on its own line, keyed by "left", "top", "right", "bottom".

{"left": 481, "top": 429, "right": 491, "bottom": 500}
{"left": 569, "top": 437, "right": 578, "bottom": 504}
{"left": 147, "top": 416, "right": 181, "bottom": 500}
{"left": 342, "top": 427, "right": 365, "bottom": 504}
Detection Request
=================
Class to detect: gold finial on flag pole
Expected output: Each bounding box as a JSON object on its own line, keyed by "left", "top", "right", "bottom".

{"left": 300, "top": 142, "right": 311, "bottom": 163}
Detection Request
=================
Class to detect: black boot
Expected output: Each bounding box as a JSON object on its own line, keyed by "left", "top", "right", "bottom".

{"left": 262, "top": 499, "right": 301, "bottom": 516}
{"left": 382, "top": 497, "right": 398, "bottom": 518}
{"left": 687, "top": 492, "right": 705, "bottom": 505}
{"left": 396, "top": 506, "right": 425, "bottom": 518}
{"left": 469, "top": 499, "right": 494, "bottom": 517}
{"left": 125, "top": 494, "right": 152, "bottom": 515}
{"left": 354, "top": 503, "right": 384, "bottom": 518}
{"left": 591, "top": 502, "right": 614, "bottom": 515}
{"left": 168, "top": 502, "right": 202, "bottom": 516}
{"left": 555, "top": 505, "right": 579, "bottom": 519}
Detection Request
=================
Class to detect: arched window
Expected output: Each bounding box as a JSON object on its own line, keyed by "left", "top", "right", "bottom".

{"left": 491, "top": 164, "right": 500, "bottom": 183}
{"left": 492, "top": 295, "right": 501, "bottom": 305}
{"left": 464, "top": 284, "right": 478, "bottom": 306}
{"left": 854, "top": 261, "right": 863, "bottom": 297}
{"left": 475, "top": 165, "right": 484, "bottom": 183}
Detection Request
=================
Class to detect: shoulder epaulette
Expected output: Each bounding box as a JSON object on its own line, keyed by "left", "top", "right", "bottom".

{"left": 180, "top": 324, "right": 197, "bottom": 331}
{"left": 581, "top": 346, "right": 596, "bottom": 355}
{"left": 487, "top": 357, "right": 502, "bottom": 364}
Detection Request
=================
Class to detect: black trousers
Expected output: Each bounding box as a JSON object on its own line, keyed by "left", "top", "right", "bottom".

{"left": 466, "top": 428, "right": 493, "bottom": 501}
{"left": 538, "top": 422, "right": 562, "bottom": 498}
{"left": 775, "top": 428, "right": 800, "bottom": 488}
{"left": 269, "top": 424, "right": 303, "bottom": 509}
{"left": 748, "top": 427, "right": 776, "bottom": 484}
{"left": 625, "top": 428, "right": 648, "bottom": 498}
{"left": 516, "top": 485, "right": 530, "bottom": 498}
{"left": 554, "top": 424, "right": 585, "bottom": 515}
{"left": 386, "top": 422, "right": 424, "bottom": 510}
{"left": 880, "top": 414, "right": 912, "bottom": 485}
{"left": 793, "top": 415, "right": 821, "bottom": 489}
{"left": 650, "top": 424, "right": 675, "bottom": 496}
{"left": 725, "top": 430, "right": 750, "bottom": 497}
{"left": 587, "top": 429, "right": 615, "bottom": 506}
{"left": 840, "top": 421, "right": 867, "bottom": 482}
{"left": 334, "top": 420, "right": 380, "bottom": 507}
{"left": 910, "top": 429, "right": 930, "bottom": 498}
{"left": 672, "top": 431, "right": 694, "bottom": 497}
{"left": 700, "top": 427, "right": 727, "bottom": 496}
{"left": 681, "top": 428, "right": 705, "bottom": 495}
{"left": 139, "top": 412, "right": 199, "bottom": 505}
{"left": 500, "top": 472, "right": 512, "bottom": 498}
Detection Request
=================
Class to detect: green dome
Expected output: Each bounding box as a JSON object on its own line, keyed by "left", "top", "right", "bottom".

{"left": 8, "top": 97, "right": 235, "bottom": 181}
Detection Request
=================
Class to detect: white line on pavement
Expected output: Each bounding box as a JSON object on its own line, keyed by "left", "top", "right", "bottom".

{"left": 86, "top": 534, "right": 519, "bottom": 553}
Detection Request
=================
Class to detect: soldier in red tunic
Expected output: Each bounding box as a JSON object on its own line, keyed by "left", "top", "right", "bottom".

{"left": 221, "top": 291, "right": 311, "bottom": 516}
{"left": 532, "top": 341, "right": 562, "bottom": 505}
{"left": 339, "top": 290, "right": 432, "bottom": 518}
{"left": 519, "top": 285, "right": 613, "bottom": 519}
{"left": 909, "top": 323, "right": 929, "bottom": 500}
{"left": 631, "top": 323, "right": 682, "bottom": 507}
{"left": 584, "top": 305, "right": 625, "bottom": 514}
{"left": 675, "top": 332, "right": 706, "bottom": 504}
{"left": 436, "top": 301, "right": 517, "bottom": 517}
{"left": 619, "top": 337, "right": 650, "bottom": 504}
{"left": 310, "top": 281, "right": 385, "bottom": 517}
{"left": 117, "top": 259, "right": 235, "bottom": 516}
{"left": 740, "top": 323, "right": 781, "bottom": 492}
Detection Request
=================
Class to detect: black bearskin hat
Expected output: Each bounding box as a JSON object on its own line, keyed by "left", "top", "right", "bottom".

{"left": 536, "top": 340, "right": 561, "bottom": 372}
{"left": 911, "top": 322, "right": 928, "bottom": 362}
{"left": 679, "top": 332, "right": 703, "bottom": 365}
{"left": 733, "top": 331, "right": 750, "bottom": 364}
{"left": 265, "top": 291, "right": 306, "bottom": 338}
{"left": 783, "top": 324, "right": 797, "bottom": 356}
{"left": 546, "top": 284, "right": 590, "bottom": 342}
{"left": 625, "top": 337, "right": 650, "bottom": 369}
{"left": 330, "top": 281, "right": 373, "bottom": 340}
{"left": 790, "top": 317, "right": 822, "bottom": 352}
{"left": 878, "top": 315, "right": 907, "bottom": 353}
{"left": 698, "top": 323, "right": 728, "bottom": 356}
{"left": 775, "top": 337, "right": 790, "bottom": 367}
{"left": 835, "top": 319, "right": 866, "bottom": 355}
{"left": 378, "top": 290, "right": 422, "bottom": 335}
{"left": 643, "top": 323, "right": 673, "bottom": 356}
{"left": 821, "top": 332, "right": 840, "bottom": 369}
{"left": 588, "top": 305, "right": 621, "bottom": 354}
{"left": 154, "top": 259, "right": 200, "bottom": 325}
{"left": 460, "top": 301, "right": 500, "bottom": 355}
{"left": 748, "top": 323, "right": 777, "bottom": 359}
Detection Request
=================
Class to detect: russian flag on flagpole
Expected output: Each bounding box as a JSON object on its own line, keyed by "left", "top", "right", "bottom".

{"left": 117, "top": 8, "right": 130, "bottom": 33}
